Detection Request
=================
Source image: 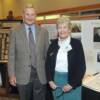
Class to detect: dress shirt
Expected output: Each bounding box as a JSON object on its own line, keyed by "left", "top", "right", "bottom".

{"left": 55, "top": 36, "right": 72, "bottom": 72}
{"left": 25, "top": 24, "right": 36, "bottom": 42}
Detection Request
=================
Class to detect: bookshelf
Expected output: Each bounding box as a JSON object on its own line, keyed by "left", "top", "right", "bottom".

{"left": 0, "top": 20, "right": 22, "bottom": 97}
{"left": 0, "top": 29, "right": 10, "bottom": 62}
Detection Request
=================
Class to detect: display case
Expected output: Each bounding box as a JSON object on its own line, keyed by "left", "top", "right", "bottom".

{"left": 0, "top": 20, "right": 22, "bottom": 97}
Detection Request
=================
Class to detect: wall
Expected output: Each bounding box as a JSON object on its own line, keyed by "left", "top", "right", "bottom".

{"left": 35, "top": 0, "right": 100, "bottom": 13}
{"left": 0, "top": 1, "right": 3, "bottom": 19}
{"left": 0, "top": 0, "right": 100, "bottom": 18}
{"left": 1, "top": 0, "right": 37, "bottom": 18}
{"left": 1, "top": 0, "right": 24, "bottom": 18}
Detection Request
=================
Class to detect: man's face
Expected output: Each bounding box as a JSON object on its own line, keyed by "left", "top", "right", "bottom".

{"left": 23, "top": 7, "right": 36, "bottom": 25}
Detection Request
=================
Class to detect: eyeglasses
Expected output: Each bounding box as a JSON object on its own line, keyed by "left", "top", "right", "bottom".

{"left": 55, "top": 86, "right": 64, "bottom": 98}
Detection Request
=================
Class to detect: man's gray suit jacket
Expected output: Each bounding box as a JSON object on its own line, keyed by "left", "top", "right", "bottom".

{"left": 8, "top": 24, "right": 49, "bottom": 85}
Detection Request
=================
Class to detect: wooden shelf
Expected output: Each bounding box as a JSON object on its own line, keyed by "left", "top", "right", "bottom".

{"left": 0, "top": 87, "right": 7, "bottom": 95}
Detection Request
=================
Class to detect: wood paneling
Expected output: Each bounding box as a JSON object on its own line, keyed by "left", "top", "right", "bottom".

{"left": 38, "top": 3, "right": 100, "bottom": 15}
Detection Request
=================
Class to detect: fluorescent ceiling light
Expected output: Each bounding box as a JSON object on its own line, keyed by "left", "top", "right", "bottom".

{"left": 45, "top": 15, "right": 60, "bottom": 20}
{"left": 36, "top": 16, "right": 44, "bottom": 21}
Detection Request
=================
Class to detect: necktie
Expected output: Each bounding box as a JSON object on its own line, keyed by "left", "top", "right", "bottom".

{"left": 28, "top": 27, "right": 36, "bottom": 67}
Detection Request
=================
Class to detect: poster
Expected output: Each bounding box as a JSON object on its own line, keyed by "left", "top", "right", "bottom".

{"left": 41, "top": 20, "right": 100, "bottom": 74}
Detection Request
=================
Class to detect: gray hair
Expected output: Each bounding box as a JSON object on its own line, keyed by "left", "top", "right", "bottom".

{"left": 57, "top": 15, "right": 72, "bottom": 29}
{"left": 23, "top": 4, "right": 36, "bottom": 13}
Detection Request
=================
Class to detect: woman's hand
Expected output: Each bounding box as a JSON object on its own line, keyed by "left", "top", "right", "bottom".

{"left": 62, "top": 84, "right": 72, "bottom": 92}
{"left": 49, "top": 81, "right": 57, "bottom": 90}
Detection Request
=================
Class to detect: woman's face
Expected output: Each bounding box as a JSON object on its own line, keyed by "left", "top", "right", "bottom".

{"left": 57, "top": 23, "right": 71, "bottom": 40}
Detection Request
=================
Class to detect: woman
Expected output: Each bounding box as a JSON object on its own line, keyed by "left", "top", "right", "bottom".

{"left": 45, "top": 16, "right": 86, "bottom": 100}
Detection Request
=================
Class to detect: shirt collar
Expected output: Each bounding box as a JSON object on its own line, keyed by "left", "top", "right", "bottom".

{"left": 58, "top": 36, "right": 71, "bottom": 48}
{"left": 24, "top": 23, "right": 36, "bottom": 41}
{"left": 25, "top": 23, "right": 35, "bottom": 30}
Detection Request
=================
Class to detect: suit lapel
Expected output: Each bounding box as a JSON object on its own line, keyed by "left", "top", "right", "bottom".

{"left": 19, "top": 24, "right": 40, "bottom": 55}
{"left": 34, "top": 25, "right": 40, "bottom": 54}
{"left": 35, "top": 25, "right": 39, "bottom": 43}
{"left": 19, "top": 24, "right": 30, "bottom": 53}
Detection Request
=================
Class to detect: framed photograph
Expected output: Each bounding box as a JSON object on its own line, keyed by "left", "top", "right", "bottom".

{"left": 71, "top": 23, "right": 81, "bottom": 33}
{"left": 97, "top": 52, "right": 100, "bottom": 62}
{"left": 93, "top": 27, "right": 100, "bottom": 42}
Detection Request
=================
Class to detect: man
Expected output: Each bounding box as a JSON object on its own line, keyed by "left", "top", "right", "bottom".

{"left": 8, "top": 4, "right": 49, "bottom": 100}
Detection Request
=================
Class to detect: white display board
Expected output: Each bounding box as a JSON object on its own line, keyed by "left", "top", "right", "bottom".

{"left": 81, "top": 20, "right": 100, "bottom": 74}
{"left": 41, "top": 20, "right": 100, "bottom": 75}
{"left": 41, "top": 24, "right": 57, "bottom": 41}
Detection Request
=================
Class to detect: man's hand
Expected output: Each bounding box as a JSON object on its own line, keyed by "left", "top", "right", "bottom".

{"left": 9, "top": 75, "right": 16, "bottom": 86}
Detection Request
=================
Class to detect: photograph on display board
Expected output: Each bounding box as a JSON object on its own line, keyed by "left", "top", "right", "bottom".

{"left": 93, "top": 27, "right": 100, "bottom": 42}
{"left": 71, "top": 23, "right": 81, "bottom": 33}
{"left": 97, "top": 52, "right": 100, "bottom": 62}
{"left": 71, "top": 22, "right": 82, "bottom": 41}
